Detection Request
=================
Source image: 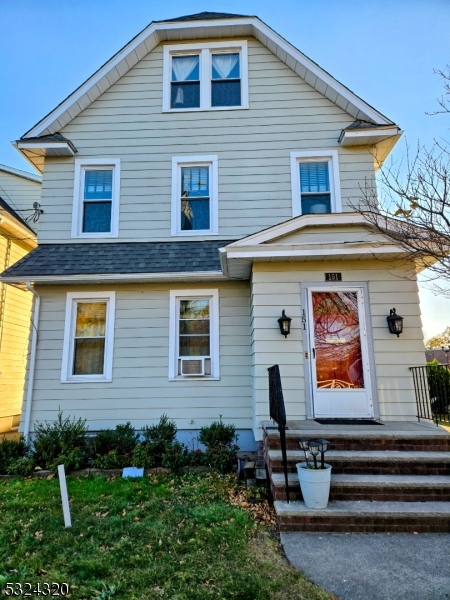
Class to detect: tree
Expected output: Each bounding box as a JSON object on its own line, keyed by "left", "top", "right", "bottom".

{"left": 425, "top": 325, "right": 450, "bottom": 350}
{"left": 360, "top": 66, "right": 450, "bottom": 296}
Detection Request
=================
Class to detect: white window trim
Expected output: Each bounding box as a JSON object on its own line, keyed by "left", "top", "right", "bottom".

{"left": 168, "top": 289, "right": 220, "bottom": 381}
{"left": 61, "top": 291, "right": 116, "bottom": 383}
{"left": 163, "top": 41, "right": 249, "bottom": 112}
{"left": 71, "top": 158, "right": 121, "bottom": 238}
{"left": 171, "top": 155, "right": 219, "bottom": 236}
{"left": 290, "top": 150, "right": 342, "bottom": 217}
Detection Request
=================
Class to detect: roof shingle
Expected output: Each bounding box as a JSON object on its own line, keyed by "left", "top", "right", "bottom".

{"left": 0, "top": 240, "right": 235, "bottom": 279}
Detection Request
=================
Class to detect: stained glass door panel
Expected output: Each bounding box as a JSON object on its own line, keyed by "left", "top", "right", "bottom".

{"left": 309, "top": 289, "right": 373, "bottom": 418}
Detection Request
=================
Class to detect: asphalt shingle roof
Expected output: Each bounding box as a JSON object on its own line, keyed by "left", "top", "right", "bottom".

{"left": 157, "top": 12, "right": 250, "bottom": 23}
{"left": 0, "top": 197, "right": 36, "bottom": 235}
{"left": 1, "top": 241, "right": 235, "bottom": 279}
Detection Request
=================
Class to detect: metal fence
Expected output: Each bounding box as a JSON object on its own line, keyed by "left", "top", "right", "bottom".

{"left": 410, "top": 364, "right": 450, "bottom": 425}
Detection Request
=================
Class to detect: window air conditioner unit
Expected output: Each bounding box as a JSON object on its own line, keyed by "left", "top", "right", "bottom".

{"left": 180, "top": 358, "right": 204, "bottom": 376}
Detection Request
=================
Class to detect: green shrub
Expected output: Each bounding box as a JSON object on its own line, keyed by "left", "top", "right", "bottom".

{"left": 92, "top": 450, "right": 125, "bottom": 469}
{"left": 0, "top": 436, "right": 29, "bottom": 475}
{"left": 142, "top": 414, "right": 177, "bottom": 465}
{"left": 5, "top": 456, "right": 36, "bottom": 476}
{"left": 204, "top": 444, "right": 238, "bottom": 474}
{"left": 132, "top": 444, "right": 154, "bottom": 469}
{"left": 162, "top": 441, "right": 190, "bottom": 473}
{"left": 90, "top": 422, "right": 139, "bottom": 465}
{"left": 427, "top": 361, "right": 450, "bottom": 416}
{"left": 33, "top": 412, "right": 88, "bottom": 473}
{"left": 198, "top": 416, "right": 238, "bottom": 449}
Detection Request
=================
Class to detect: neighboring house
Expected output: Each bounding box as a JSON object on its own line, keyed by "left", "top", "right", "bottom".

{"left": 0, "top": 12, "right": 427, "bottom": 447}
{"left": 0, "top": 164, "right": 41, "bottom": 432}
{"left": 426, "top": 350, "right": 450, "bottom": 366}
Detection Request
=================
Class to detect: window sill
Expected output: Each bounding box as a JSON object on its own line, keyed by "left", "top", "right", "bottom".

{"left": 162, "top": 105, "right": 249, "bottom": 113}
{"left": 61, "top": 377, "right": 113, "bottom": 384}
{"left": 71, "top": 233, "right": 118, "bottom": 239}
{"left": 168, "top": 376, "right": 220, "bottom": 382}
{"left": 172, "top": 230, "right": 218, "bottom": 237}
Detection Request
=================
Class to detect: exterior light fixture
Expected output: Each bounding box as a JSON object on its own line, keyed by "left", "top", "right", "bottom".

{"left": 308, "top": 439, "right": 320, "bottom": 469}
{"left": 386, "top": 308, "right": 403, "bottom": 337}
{"left": 315, "top": 439, "right": 330, "bottom": 469}
{"left": 278, "top": 310, "right": 292, "bottom": 338}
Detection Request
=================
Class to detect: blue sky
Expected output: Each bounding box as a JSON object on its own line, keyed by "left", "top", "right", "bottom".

{"left": 1, "top": 0, "right": 449, "bottom": 338}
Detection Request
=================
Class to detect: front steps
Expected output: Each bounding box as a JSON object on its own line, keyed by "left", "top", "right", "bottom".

{"left": 264, "top": 423, "right": 450, "bottom": 532}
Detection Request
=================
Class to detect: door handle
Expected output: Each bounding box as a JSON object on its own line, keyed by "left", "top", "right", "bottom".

{"left": 312, "top": 348, "right": 315, "bottom": 359}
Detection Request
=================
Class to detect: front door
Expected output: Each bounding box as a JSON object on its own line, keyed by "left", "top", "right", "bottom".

{"left": 306, "top": 287, "right": 373, "bottom": 418}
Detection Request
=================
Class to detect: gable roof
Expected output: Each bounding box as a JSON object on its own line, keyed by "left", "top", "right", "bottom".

{"left": 0, "top": 163, "right": 42, "bottom": 184}
{"left": 19, "top": 14, "right": 395, "bottom": 142}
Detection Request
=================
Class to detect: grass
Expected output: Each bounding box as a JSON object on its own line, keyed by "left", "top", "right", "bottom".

{"left": 0, "top": 473, "right": 332, "bottom": 600}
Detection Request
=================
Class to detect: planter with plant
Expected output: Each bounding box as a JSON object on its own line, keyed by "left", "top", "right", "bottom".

{"left": 296, "top": 438, "right": 331, "bottom": 509}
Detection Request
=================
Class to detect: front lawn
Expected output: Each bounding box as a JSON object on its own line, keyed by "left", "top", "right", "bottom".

{"left": 0, "top": 473, "right": 332, "bottom": 600}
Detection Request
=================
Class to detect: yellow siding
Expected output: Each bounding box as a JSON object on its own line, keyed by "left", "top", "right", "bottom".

{"left": 37, "top": 38, "right": 376, "bottom": 243}
{"left": 0, "top": 239, "right": 33, "bottom": 432}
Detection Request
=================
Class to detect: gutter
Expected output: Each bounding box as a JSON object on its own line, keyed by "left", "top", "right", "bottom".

{"left": 23, "top": 282, "right": 40, "bottom": 439}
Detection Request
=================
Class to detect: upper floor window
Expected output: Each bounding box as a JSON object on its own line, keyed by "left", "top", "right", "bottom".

{"left": 171, "top": 155, "right": 218, "bottom": 236}
{"left": 290, "top": 150, "right": 342, "bottom": 217}
{"left": 163, "top": 41, "right": 248, "bottom": 112}
{"left": 72, "top": 158, "right": 120, "bottom": 238}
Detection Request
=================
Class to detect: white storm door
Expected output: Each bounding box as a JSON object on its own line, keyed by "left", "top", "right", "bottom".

{"left": 307, "top": 287, "right": 373, "bottom": 418}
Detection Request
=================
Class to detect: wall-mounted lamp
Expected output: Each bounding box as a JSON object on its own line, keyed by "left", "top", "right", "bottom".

{"left": 387, "top": 308, "right": 403, "bottom": 337}
{"left": 277, "top": 310, "right": 292, "bottom": 338}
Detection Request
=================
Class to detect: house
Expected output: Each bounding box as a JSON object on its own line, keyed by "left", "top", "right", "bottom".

{"left": 0, "top": 12, "right": 427, "bottom": 448}
{"left": 0, "top": 164, "right": 41, "bottom": 432}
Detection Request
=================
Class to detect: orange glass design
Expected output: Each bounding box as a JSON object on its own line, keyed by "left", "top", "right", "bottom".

{"left": 312, "top": 292, "right": 364, "bottom": 389}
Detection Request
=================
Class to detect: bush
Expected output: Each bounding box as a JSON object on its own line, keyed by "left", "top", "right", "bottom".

{"left": 427, "top": 361, "right": 450, "bottom": 416}
{"left": 162, "top": 441, "right": 190, "bottom": 473}
{"left": 33, "top": 412, "right": 88, "bottom": 473}
{"left": 90, "top": 422, "right": 139, "bottom": 467}
{"left": 198, "top": 416, "right": 238, "bottom": 449}
{"left": 0, "top": 436, "right": 34, "bottom": 475}
{"left": 142, "top": 414, "right": 177, "bottom": 465}
{"left": 204, "top": 444, "right": 238, "bottom": 474}
{"left": 132, "top": 444, "right": 154, "bottom": 469}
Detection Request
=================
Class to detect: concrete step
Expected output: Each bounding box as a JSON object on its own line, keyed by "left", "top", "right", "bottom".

{"left": 264, "top": 429, "right": 450, "bottom": 452}
{"left": 274, "top": 500, "right": 450, "bottom": 532}
{"left": 268, "top": 450, "right": 450, "bottom": 475}
{"left": 271, "top": 472, "right": 450, "bottom": 502}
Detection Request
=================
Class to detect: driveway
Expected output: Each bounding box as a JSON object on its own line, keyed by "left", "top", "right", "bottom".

{"left": 281, "top": 532, "right": 450, "bottom": 600}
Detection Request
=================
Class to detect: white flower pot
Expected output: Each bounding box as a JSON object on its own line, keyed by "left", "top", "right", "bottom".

{"left": 296, "top": 462, "right": 332, "bottom": 508}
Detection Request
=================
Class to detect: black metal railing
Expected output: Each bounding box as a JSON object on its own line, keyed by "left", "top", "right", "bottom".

{"left": 268, "top": 365, "right": 290, "bottom": 503}
{"left": 410, "top": 364, "right": 450, "bottom": 425}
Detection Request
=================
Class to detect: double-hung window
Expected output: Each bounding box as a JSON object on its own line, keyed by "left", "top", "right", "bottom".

{"left": 163, "top": 41, "right": 248, "bottom": 111}
{"left": 171, "top": 156, "right": 218, "bottom": 235}
{"left": 169, "top": 290, "right": 220, "bottom": 380}
{"left": 290, "top": 150, "right": 342, "bottom": 217}
{"left": 61, "top": 292, "right": 115, "bottom": 383}
{"left": 72, "top": 158, "right": 120, "bottom": 238}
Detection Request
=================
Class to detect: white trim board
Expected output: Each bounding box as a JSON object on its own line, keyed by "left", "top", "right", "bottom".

{"left": 19, "top": 16, "right": 394, "bottom": 140}
{"left": 168, "top": 288, "right": 220, "bottom": 381}
{"left": 61, "top": 291, "right": 116, "bottom": 384}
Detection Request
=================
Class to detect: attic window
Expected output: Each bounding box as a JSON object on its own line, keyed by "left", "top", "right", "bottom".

{"left": 163, "top": 41, "right": 248, "bottom": 112}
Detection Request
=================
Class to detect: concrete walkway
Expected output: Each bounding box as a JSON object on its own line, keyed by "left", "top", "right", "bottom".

{"left": 281, "top": 532, "right": 450, "bottom": 600}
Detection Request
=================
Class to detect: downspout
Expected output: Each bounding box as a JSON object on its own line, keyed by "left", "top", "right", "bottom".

{"left": 24, "top": 281, "right": 40, "bottom": 440}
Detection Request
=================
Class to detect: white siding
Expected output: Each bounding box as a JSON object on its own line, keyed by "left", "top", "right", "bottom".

{"left": 25, "top": 281, "right": 252, "bottom": 432}
{"left": 250, "top": 260, "right": 424, "bottom": 438}
{"left": 37, "top": 38, "right": 375, "bottom": 243}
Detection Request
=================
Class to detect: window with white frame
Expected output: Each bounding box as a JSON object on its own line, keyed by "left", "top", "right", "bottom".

{"left": 72, "top": 158, "right": 120, "bottom": 238}
{"left": 169, "top": 290, "right": 220, "bottom": 380}
{"left": 163, "top": 41, "right": 248, "bottom": 111}
{"left": 61, "top": 292, "right": 115, "bottom": 383}
{"left": 171, "top": 156, "right": 218, "bottom": 235}
{"left": 290, "top": 150, "right": 342, "bottom": 217}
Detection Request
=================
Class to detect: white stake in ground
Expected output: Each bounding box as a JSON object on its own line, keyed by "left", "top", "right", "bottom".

{"left": 58, "top": 464, "right": 72, "bottom": 528}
